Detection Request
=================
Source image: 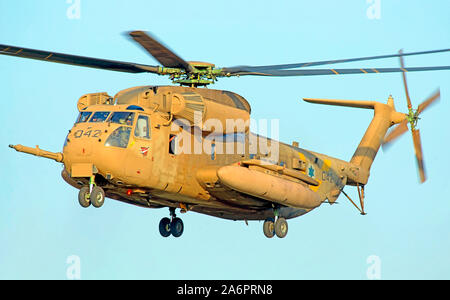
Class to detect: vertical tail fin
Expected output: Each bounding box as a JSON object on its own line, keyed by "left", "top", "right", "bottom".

{"left": 303, "top": 96, "right": 406, "bottom": 181}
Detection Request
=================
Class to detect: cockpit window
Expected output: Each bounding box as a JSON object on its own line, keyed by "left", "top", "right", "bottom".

{"left": 134, "top": 115, "right": 150, "bottom": 139}
{"left": 90, "top": 111, "right": 110, "bottom": 123}
{"left": 76, "top": 111, "right": 92, "bottom": 123}
{"left": 109, "top": 112, "right": 135, "bottom": 126}
{"left": 104, "top": 126, "right": 131, "bottom": 148}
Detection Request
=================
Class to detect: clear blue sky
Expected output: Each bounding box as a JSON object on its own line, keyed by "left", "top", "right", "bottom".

{"left": 0, "top": 0, "right": 449, "bottom": 279}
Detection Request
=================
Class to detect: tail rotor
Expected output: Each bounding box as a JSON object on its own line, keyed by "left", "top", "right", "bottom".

{"left": 382, "top": 50, "right": 441, "bottom": 183}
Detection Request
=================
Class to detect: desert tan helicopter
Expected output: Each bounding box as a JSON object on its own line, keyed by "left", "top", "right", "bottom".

{"left": 2, "top": 32, "right": 449, "bottom": 238}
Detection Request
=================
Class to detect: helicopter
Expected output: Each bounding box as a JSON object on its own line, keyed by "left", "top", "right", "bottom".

{"left": 2, "top": 31, "right": 449, "bottom": 238}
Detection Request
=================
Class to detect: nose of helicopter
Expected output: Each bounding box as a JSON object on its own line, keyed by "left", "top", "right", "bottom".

{"left": 64, "top": 123, "right": 106, "bottom": 157}
{"left": 62, "top": 107, "right": 154, "bottom": 187}
{"left": 63, "top": 122, "right": 129, "bottom": 179}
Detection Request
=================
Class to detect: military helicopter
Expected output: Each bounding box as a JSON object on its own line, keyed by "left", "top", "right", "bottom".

{"left": 2, "top": 31, "right": 449, "bottom": 238}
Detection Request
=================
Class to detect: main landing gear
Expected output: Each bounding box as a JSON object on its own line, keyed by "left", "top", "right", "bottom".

{"left": 159, "top": 207, "right": 184, "bottom": 238}
{"left": 263, "top": 208, "right": 288, "bottom": 239}
{"left": 77, "top": 177, "right": 105, "bottom": 208}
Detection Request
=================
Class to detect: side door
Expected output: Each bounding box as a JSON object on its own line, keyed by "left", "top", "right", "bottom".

{"left": 125, "top": 113, "right": 152, "bottom": 180}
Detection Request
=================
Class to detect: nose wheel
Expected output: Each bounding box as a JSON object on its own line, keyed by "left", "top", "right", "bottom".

{"left": 159, "top": 208, "right": 184, "bottom": 238}
{"left": 77, "top": 178, "right": 105, "bottom": 208}
{"left": 78, "top": 187, "right": 91, "bottom": 208}
{"left": 90, "top": 186, "right": 105, "bottom": 208}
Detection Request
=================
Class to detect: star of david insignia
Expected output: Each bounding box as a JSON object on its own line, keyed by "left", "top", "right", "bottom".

{"left": 308, "top": 165, "right": 315, "bottom": 178}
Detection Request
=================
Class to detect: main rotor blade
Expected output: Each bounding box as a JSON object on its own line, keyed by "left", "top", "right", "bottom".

{"left": 382, "top": 119, "right": 409, "bottom": 149}
{"left": 227, "top": 66, "right": 450, "bottom": 77}
{"left": 303, "top": 98, "right": 377, "bottom": 109}
{"left": 417, "top": 89, "right": 440, "bottom": 114}
{"left": 399, "top": 49, "right": 413, "bottom": 109}
{"left": 0, "top": 44, "right": 160, "bottom": 73}
{"left": 129, "top": 31, "right": 194, "bottom": 72}
{"left": 412, "top": 129, "right": 426, "bottom": 183}
{"left": 223, "top": 48, "right": 450, "bottom": 73}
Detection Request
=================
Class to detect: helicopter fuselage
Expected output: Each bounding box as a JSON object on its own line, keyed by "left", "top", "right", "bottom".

{"left": 58, "top": 86, "right": 355, "bottom": 221}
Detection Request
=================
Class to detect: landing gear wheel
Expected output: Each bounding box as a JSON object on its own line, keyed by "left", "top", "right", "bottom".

{"left": 78, "top": 187, "right": 91, "bottom": 208}
{"left": 263, "top": 218, "right": 275, "bottom": 238}
{"left": 159, "top": 217, "right": 172, "bottom": 237}
{"left": 170, "top": 217, "right": 184, "bottom": 238}
{"left": 90, "top": 186, "right": 105, "bottom": 208}
{"left": 274, "top": 217, "right": 288, "bottom": 238}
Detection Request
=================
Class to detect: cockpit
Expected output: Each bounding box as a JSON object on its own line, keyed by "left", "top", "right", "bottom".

{"left": 109, "top": 111, "right": 135, "bottom": 126}
{"left": 73, "top": 106, "right": 150, "bottom": 149}
{"left": 76, "top": 111, "right": 134, "bottom": 125}
{"left": 76, "top": 111, "right": 93, "bottom": 123}
{"left": 90, "top": 111, "right": 111, "bottom": 123}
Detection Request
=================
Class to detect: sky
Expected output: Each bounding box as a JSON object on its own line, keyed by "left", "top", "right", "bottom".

{"left": 0, "top": 0, "right": 449, "bottom": 280}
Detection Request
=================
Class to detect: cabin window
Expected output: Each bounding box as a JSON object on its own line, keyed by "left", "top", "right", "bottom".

{"left": 134, "top": 115, "right": 150, "bottom": 139}
{"left": 169, "top": 134, "right": 177, "bottom": 155}
{"left": 76, "top": 111, "right": 92, "bottom": 123}
{"left": 89, "top": 111, "right": 110, "bottom": 123}
{"left": 104, "top": 126, "right": 131, "bottom": 148}
{"left": 109, "top": 112, "right": 135, "bottom": 126}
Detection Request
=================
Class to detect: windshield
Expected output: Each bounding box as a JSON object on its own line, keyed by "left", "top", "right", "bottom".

{"left": 76, "top": 111, "right": 92, "bottom": 123}
{"left": 104, "top": 126, "right": 131, "bottom": 148}
{"left": 90, "top": 111, "right": 110, "bottom": 123}
{"left": 109, "top": 112, "right": 135, "bottom": 126}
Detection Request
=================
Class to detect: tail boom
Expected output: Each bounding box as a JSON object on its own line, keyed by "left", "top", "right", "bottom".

{"left": 303, "top": 96, "right": 406, "bottom": 184}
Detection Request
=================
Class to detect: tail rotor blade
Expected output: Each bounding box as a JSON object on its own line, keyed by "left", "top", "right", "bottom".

{"left": 412, "top": 129, "right": 426, "bottom": 183}
{"left": 382, "top": 119, "right": 409, "bottom": 149}
{"left": 399, "top": 49, "right": 413, "bottom": 110}
{"left": 417, "top": 89, "right": 440, "bottom": 115}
